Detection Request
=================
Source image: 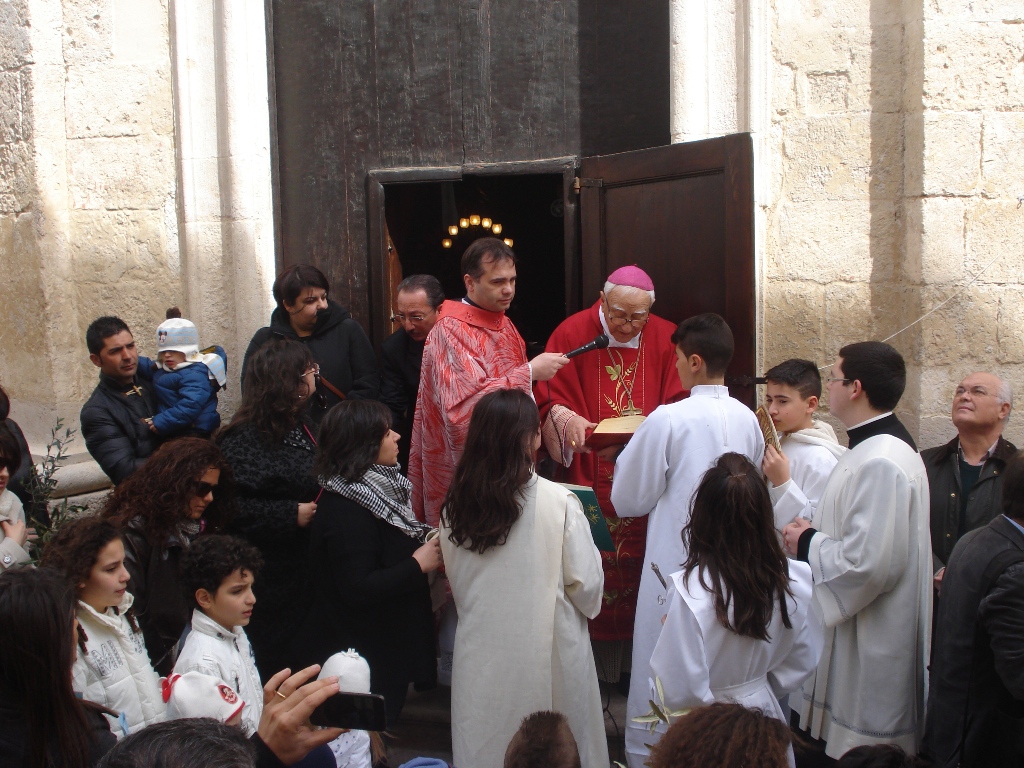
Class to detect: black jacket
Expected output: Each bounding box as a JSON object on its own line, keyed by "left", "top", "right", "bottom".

{"left": 219, "top": 422, "right": 319, "bottom": 678}
{"left": 379, "top": 328, "right": 425, "bottom": 471}
{"left": 922, "top": 515, "right": 1024, "bottom": 767}
{"left": 922, "top": 435, "right": 1017, "bottom": 566}
{"left": 121, "top": 517, "right": 190, "bottom": 676}
{"left": 242, "top": 300, "right": 380, "bottom": 423}
{"left": 1, "top": 418, "right": 33, "bottom": 507}
{"left": 80, "top": 374, "right": 162, "bottom": 484}
{"left": 292, "top": 492, "right": 436, "bottom": 704}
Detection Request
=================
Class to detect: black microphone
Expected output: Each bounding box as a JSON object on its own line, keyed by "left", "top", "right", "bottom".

{"left": 564, "top": 334, "right": 610, "bottom": 359}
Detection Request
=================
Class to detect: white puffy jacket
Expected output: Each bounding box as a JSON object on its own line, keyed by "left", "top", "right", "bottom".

{"left": 72, "top": 592, "right": 166, "bottom": 737}
{"left": 173, "top": 609, "right": 264, "bottom": 736}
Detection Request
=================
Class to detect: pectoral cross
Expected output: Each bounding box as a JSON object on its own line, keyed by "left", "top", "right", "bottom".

{"left": 124, "top": 385, "right": 144, "bottom": 397}
{"left": 622, "top": 400, "right": 642, "bottom": 417}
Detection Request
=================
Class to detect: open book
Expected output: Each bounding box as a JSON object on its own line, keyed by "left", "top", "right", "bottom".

{"left": 584, "top": 414, "right": 647, "bottom": 450}
{"left": 559, "top": 484, "right": 615, "bottom": 552}
{"left": 755, "top": 406, "right": 782, "bottom": 453}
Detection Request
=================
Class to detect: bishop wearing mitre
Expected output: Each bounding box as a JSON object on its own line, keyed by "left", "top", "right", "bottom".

{"left": 534, "top": 265, "right": 683, "bottom": 683}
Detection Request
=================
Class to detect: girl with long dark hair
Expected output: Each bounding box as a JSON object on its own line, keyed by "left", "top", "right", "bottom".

{"left": 294, "top": 399, "right": 440, "bottom": 725}
{"left": 440, "top": 389, "right": 608, "bottom": 768}
{"left": 646, "top": 452, "right": 822, "bottom": 762}
{"left": 218, "top": 339, "right": 320, "bottom": 677}
{"left": 0, "top": 567, "right": 116, "bottom": 767}
{"left": 41, "top": 516, "right": 166, "bottom": 737}
{"left": 101, "top": 437, "right": 234, "bottom": 675}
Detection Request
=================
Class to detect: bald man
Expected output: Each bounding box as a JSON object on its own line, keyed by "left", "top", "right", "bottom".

{"left": 923, "top": 372, "right": 1017, "bottom": 591}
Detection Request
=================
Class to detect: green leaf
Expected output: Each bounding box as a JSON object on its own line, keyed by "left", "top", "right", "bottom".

{"left": 655, "top": 676, "right": 665, "bottom": 705}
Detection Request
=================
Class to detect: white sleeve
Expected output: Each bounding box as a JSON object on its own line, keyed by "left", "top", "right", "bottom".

{"left": 807, "top": 457, "right": 912, "bottom": 627}
{"left": 649, "top": 584, "right": 715, "bottom": 719}
{"left": 562, "top": 493, "right": 604, "bottom": 619}
{"left": 767, "top": 568, "right": 824, "bottom": 699}
{"left": 610, "top": 410, "right": 672, "bottom": 518}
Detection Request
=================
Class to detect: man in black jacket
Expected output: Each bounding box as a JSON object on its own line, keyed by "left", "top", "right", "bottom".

{"left": 922, "top": 372, "right": 1015, "bottom": 592}
{"left": 80, "top": 316, "right": 161, "bottom": 484}
{"left": 922, "top": 448, "right": 1024, "bottom": 767}
{"left": 380, "top": 274, "right": 444, "bottom": 471}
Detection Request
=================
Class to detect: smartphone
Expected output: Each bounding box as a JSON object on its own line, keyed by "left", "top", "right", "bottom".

{"left": 309, "top": 691, "right": 388, "bottom": 731}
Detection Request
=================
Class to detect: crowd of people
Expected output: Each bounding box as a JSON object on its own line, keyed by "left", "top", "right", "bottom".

{"left": 0, "top": 235, "right": 1021, "bottom": 768}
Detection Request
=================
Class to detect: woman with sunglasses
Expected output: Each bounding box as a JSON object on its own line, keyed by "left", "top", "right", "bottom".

{"left": 218, "top": 339, "right": 321, "bottom": 678}
{"left": 101, "top": 437, "right": 234, "bottom": 675}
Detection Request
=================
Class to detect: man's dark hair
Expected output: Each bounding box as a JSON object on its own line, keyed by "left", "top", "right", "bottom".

{"left": 838, "top": 341, "right": 906, "bottom": 412}
{"left": 504, "top": 711, "right": 581, "bottom": 768}
{"left": 96, "top": 718, "right": 255, "bottom": 768}
{"left": 86, "top": 317, "right": 131, "bottom": 355}
{"left": 1001, "top": 450, "right": 1024, "bottom": 523}
{"left": 271, "top": 264, "right": 331, "bottom": 310}
{"left": 314, "top": 400, "right": 393, "bottom": 482}
{"left": 180, "top": 535, "right": 263, "bottom": 608}
{"left": 764, "top": 358, "right": 822, "bottom": 400}
{"left": 396, "top": 274, "right": 445, "bottom": 309}
{"left": 461, "top": 237, "right": 516, "bottom": 281}
{"left": 0, "top": 423, "right": 22, "bottom": 475}
{"left": 671, "top": 313, "right": 734, "bottom": 378}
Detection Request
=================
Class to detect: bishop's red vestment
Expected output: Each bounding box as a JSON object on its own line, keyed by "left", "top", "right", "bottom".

{"left": 409, "top": 300, "right": 532, "bottom": 527}
{"left": 535, "top": 300, "right": 684, "bottom": 641}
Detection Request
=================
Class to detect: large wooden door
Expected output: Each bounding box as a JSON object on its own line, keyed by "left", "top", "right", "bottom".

{"left": 579, "top": 133, "right": 756, "bottom": 405}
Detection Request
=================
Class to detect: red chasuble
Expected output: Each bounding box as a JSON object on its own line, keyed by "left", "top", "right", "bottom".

{"left": 409, "top": 300, "right": 532, "bottom": 527}
{"left": 535, "top": 300, "right": 684, "bottom": 641}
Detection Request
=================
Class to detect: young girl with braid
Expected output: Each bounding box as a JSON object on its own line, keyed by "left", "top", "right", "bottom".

{"left": 41, "top": 515, "right": 166, "bottom": 738}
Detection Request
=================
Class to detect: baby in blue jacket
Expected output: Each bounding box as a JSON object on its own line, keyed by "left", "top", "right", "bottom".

{"left": 139, "top": 309, "right": 228, "bottom": 438}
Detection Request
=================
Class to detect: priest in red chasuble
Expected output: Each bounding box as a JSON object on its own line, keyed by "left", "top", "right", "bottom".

{"left": 535, "top": 265, "right": 684, "bottom": 681}
{"left": 410, "top": 237, "right": 570, "bottom": 527}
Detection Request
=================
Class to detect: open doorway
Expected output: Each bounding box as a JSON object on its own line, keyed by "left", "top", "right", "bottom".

{"left": 382, "top": 174, "right": 568, "bottom": 356}
{"left": 366, "top": 158, "right": 579, "bottom": 352}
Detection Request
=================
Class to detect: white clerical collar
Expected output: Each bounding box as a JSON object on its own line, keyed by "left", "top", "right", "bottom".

{"left": 689, "top": 384, "right": 730, "bottom": 398}
{"left": 847, "top": 411, "right": 893, "bottom": 431}
{"left": 598, "top": 306, "right": 641, "bottom": 349}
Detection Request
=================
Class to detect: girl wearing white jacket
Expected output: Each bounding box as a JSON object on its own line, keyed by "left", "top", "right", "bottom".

{"left": 41, "top": 515, "right": 166, "bottom": 737}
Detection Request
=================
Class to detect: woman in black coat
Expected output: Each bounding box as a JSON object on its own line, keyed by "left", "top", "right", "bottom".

{"left": 218, "top": 339, "right": 320, "bottom": 678}
{"left": 294, "top": 400, "right": 441, "bottom": 725}
{"left": 101, "top": 437, "right": 234, "bottom": 675}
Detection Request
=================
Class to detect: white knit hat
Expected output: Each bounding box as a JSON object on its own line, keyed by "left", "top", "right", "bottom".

{"left": 162, "top": 671, "right": 245, "bottom": 723}
{"left": 318, "top": 649, "right": 371, "bottom": 694}
{"left": 156, "top": 317, "right": 200, "bottom": 357}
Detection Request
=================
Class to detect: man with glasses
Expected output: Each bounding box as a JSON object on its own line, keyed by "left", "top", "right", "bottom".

{"left": 782, "top": 341, "right": 931, "bottom": 761}
{"left": 534, "top": 265, "right": 684, "bottom": 690}
{"left": 381, "top": 274, "right": 445, "bottom": 472}
{"left": 922, "top": 372, "right": 1016, "bottom": 593}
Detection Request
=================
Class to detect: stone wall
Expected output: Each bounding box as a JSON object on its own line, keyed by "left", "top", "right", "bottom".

{"left": 763, "top": 0, "right": 1024, "bottom": 447}
{"left": 1, "top": 0, "right": 182, "bottom": 470}
{"left": 0, "top": 0, "right": 275, "bottom": 492}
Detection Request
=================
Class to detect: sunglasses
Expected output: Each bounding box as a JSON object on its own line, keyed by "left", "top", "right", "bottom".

{"left": 195, "top": 481, "right": 219, "bottom": 498}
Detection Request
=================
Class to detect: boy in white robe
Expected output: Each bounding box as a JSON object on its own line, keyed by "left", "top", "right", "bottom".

{"left": 782, "top": 342, "right": 932, "bottom": 760}
{"left": 761, "top": 359, "right": 845, "bottom": 531}
{"left": 610, "top": 313, "right": 764, "bottom": 768}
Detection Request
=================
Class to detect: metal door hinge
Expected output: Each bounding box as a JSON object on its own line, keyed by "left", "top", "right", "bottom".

{"left": 574, "top": 177, "right": 603, "bottom": 194}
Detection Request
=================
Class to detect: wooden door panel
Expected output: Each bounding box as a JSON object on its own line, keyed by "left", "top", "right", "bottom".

{"left": 580, "top": 134, "right": 755, "bottom": 405}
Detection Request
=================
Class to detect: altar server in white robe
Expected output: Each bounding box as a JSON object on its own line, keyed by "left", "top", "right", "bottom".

{"left": 647, "top": 453, "right": 823, "bottom": 767}
{"left": 610, "top": 313, "right": 764, "bottom": 768}
{"left": 440, "top": 389, "right": 608, "bottom": 768}
{"left": 760, "top": 359, "right": 846, "bottom": 530}
{"left": 783, "top": 341, "right": 932, "bottom": 760}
